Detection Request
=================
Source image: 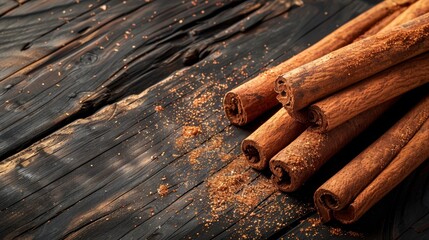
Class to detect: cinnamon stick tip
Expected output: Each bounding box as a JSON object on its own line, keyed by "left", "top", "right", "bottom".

{"left": 269, "top": 160, "right": 297, "bottom": 192}
{"left": 275, "top": 80, "right": 296, "bottom": 111}
{"left": 315, "top": 188, "right": 341, "bottom": 210}
{"left": 241, "top": 139, "right": 266, "bottom": 170}
{"left": 333, "top": 206, "right": 357, "bottom": 224}
{"left": 223, "top": 92, "right": 247, "bottom": 126}
{"left": 308, "top": 105, "right": 328, "bottom": 133}
{"left": 274, "top": 76, "right": 287, "bottom": 93}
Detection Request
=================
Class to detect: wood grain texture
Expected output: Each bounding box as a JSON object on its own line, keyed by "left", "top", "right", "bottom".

{"left": 2, "top": 0, "right": 425, "bottom": 239}
{"left": 1, "top": 0, "right": 295, "bottom": 159}
{"left": 1, "top": 1, "right": 377, "bottom": 238}
{"left": 0, "top": 0, "right": 17, "bottom": 16}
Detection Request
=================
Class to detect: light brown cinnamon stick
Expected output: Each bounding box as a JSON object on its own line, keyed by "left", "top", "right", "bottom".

{"left": 354, "top": 6, "right": 407, "bottom": 41}
{"left": 314, "top": 94, "right": 429, "bottom": 222}
{"left": 269, "top": 101, "right": 393, "bottom": 192}
{"left": 223, "top": 0, "right": 413, "bottom": 126}
{"left": 275, "top": 12, "right": 429, "bottom": 113}
{"left": 242, "top": 108, "right": 306, "bottom": 170}
{"left": 382, "top": 0, "right": 429, "bottom": 31}
{"left": 307, "top": 53, "right": 429, "bottom": 132}
{"left": 333, "top": 118, "right": 429, "bottom": 224}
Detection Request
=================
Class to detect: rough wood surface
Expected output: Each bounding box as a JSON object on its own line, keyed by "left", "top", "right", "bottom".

{"left": 0, "top": 0, "right": 300, "bottom": 159}
{"left": 0, "top": 0, "right": 427, "bottom": 239}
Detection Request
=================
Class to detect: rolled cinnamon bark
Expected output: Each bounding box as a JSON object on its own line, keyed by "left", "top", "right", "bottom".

{"left": 240, "top": 3, "right": 411, "bottom": 169}
{"left": 314, "top": 94, "right": 429, "bottom": 222}
{"left": 275, "top": 12, "right": 429, "bottom": 113}
{"left": 269, "top": 101, "right": 393, "bottom": 192}
{"left": 307, "top": 53, "right": 429, "bottom": 132}
{"left": 355, "top": 6, "right": 407, "bottom": 41}
{"left": 382, "top": 0, "right": 429, "bottom": 31}
{"left": 333, "top": 118, "right": 429, "bottom": 224}
{"left": 242, "top": 108, "right": 306, "bottom": 170}
{"left": 223, "top": 0, "right": 413, "bottom": 126}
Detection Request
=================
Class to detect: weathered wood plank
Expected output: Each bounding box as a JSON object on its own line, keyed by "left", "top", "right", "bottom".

{"left": 0, "top": 0, "right": 18, "bottom": 16}
{"left": 0, "top": 1, "right": 387, "bottom": 239}
{"left": 5, "top": 0, "right": 426, "bottom": 239}
{"left": 0, "top": 0, "right": 301, "bottom": 160}
{"left": 0, "top": 0, "right": 306, "bottom": 237}
{"left": 0, "top": 0, "right": 115, "bottom": 80}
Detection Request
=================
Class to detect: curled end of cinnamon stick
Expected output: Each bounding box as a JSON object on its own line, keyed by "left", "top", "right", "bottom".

{"left": 314, "top": 189, "right": 334, "bottom": 222}
{"left": 333, "top": 205, "right": 357, "bottom": 224}
{"left": 308, "top": 105, "right": 329, "bottom": 132}
{"left": 223, "top": 92, "right": 246, "bottom": 126}
{"left": 241, "top": 139, "right": 267, "bottom": 170}
{"left": 270, "top": 159, "right": 299, "bottom": 192}
{"left": 316, "top": 189, "right": 342, "bottom": 210}
{"left": 275, "top": 76, "right": 294, "bottom": 110}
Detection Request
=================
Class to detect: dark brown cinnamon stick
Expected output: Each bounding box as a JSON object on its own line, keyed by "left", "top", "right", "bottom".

{"left": 333, "top": 118, "right": 429, "bottom": 224}
{"left": 314, "top": 94, "right": 429, "bottom": 222}
{"left": 269, "top": 102, "right": 393, "bottom": 192}
{"left": 275, "top": 12, "right": 429, "bottom": 113}
{"left": 242, "top": 109, "right": 306, "bottom": 170}
{"left": 223, "top": 0, "right": 412, "bottom": 126}
{"left": 307, "top": 53, "right": 429, "bottom": 132}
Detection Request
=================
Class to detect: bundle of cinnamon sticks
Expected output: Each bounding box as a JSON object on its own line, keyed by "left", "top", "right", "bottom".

{"left": 224, "top": 0, "right": 429, "bottom": 224}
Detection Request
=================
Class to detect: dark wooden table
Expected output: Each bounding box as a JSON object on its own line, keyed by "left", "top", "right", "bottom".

{"left": 0, "top": 0, "right": 428, "bottom": 239}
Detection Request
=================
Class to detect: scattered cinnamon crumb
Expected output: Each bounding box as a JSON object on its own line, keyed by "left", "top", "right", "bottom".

{"left": 183, "top": 126, "right": 201, "bottom": 137}
{"left": 154, "top": 105, "right": 164, "bottom": 112}
{"left": 329, "top": 227, "right": 343, "bottom": 236}
{"left": 158, "top": 184, "right": 169, "bottom": 197}
{"left": 189, "top": 150, "right": 201, "bottom": 165}
{"left": 192, "top": 92, "right": 213, "bottom": 107}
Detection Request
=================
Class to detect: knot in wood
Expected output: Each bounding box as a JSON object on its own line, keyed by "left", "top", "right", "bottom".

{"left": 80, "top": 51, "right": 98, "bottom": 65}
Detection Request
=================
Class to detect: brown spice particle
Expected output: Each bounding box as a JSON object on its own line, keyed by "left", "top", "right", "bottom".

{"left": 183, "top": 126, "right": 202, "bottom": 137}
{"left": 158, "top": 184, "right": 169, "bottom": 197}
{"left": 154, "top": 105, "right": 164, "bottom": 112}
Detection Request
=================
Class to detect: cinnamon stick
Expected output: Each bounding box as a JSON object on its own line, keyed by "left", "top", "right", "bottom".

{"left": 354, "top": 7, "right": 407, "bottom": 41}
{"left": 307, "top": 53, "right": 429, "bottom": 133}
{"left": 223, "top": 0, "right": 412, "bottom": 126}
{"left": 269, "top": 101, "right": 393, "bottom": 192}
{"left": 314, "top": 94, "right": 429, "bottom": 223}
{"left": 242, "top": 108, "right": 306, "bottom": 170}
{"left": 275, "top": 12, "right": 429, "bottom": 113}
{"left": 333, "top": 118, "right": 429, "bottom": 224}
{"left": 381, "top": 0, "right": 429, "bottom": 31}
{"left": 358, "top": 0, "right": 429, "bottom": 40}
{"left": 240, "top": 3, "right": 411, "bottom": 169}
